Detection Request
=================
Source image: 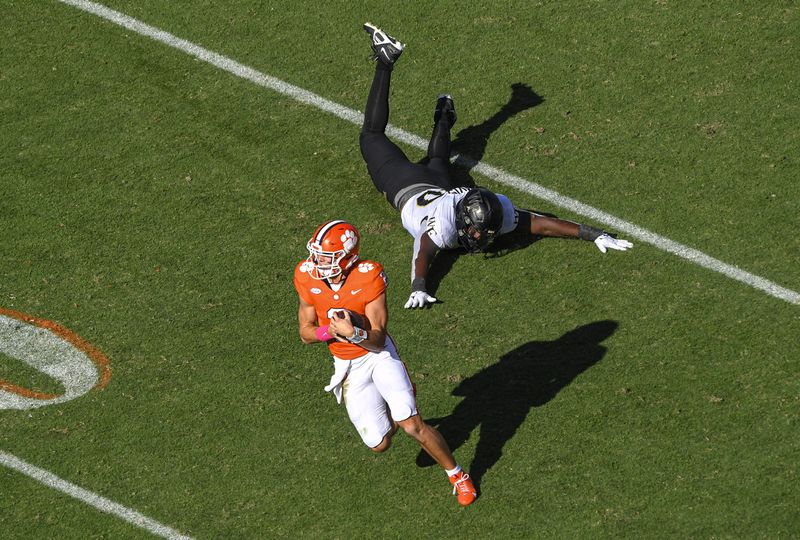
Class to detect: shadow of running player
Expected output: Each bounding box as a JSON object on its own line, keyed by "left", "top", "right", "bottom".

{"left": 416, "top": 320, "right": 619, "bottom": 487}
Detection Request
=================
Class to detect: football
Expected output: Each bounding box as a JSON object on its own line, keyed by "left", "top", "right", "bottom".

{"left": 334, "top": 310, "right": 370, "bottom": 330}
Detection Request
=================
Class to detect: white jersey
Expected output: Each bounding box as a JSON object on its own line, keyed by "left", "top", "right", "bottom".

{"left": 400, "top": 186, "right": 518, "bottom": 249}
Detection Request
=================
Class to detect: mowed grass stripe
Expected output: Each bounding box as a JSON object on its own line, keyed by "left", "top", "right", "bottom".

{"left": 56, "top": 0, "right": 799, "bottom": 305}
{"left": 0, "top": 452, "right": 193, "bottom": 540}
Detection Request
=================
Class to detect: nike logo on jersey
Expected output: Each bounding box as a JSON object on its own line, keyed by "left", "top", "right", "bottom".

{"left": 310, "top": 288, "right": 322, "bottom": 294}
{"left": 351, "top": 289, "right": 362, "bottom": 295}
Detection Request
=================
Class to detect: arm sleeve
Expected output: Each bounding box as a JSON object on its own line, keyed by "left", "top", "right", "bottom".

{"left": 497, "top": 194, "right": 520, "bottom": 235}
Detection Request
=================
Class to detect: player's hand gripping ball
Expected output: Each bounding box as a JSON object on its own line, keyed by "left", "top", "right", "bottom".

{"left": 329, "top": 310, "right": 370, "bottom": 343}
{"left": 333, "top": 310, "right": 370, "bottom": 330}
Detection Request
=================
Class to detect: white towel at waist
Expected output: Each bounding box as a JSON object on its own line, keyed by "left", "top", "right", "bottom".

{"left": 323, "top": 358, "right": 351, "bottom": 404}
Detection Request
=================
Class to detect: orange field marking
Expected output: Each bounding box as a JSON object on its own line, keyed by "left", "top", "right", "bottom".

{"left": 0, "top": 307, "right": 111, "bottom": 400}
{"left": 0, "top": 381, "right": 60, "bottom": 400}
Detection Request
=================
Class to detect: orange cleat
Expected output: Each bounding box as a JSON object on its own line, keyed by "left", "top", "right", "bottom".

{"left": 449, "top": 471, "right": 477, "bottom": 506}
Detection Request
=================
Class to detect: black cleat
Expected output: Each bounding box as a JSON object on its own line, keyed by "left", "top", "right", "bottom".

{"left": 363, "top": 22, "right": 405, "bottom": 66}
{"left": 434, "top": 94, "right": 457, "bottom": 128}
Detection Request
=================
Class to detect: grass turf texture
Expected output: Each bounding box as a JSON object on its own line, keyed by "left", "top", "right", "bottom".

{"left": 1, "top": 1, "right": 798, "bottom": 537}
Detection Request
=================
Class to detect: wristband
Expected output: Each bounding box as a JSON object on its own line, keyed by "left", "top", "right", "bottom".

{"left": 315, "top": 325, "right": 332, "bottom": 342}
{"left": 578, "top": 224, "right": 605, "bottom": 241}
{"left": 347, "top": 327, "right": 368, "bottom": 345}
{"left": 411, "top": 277, "right": 427, "bottom": 292}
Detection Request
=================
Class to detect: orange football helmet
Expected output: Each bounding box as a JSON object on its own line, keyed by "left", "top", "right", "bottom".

{"left": 306, "top": 220, "right": 361, "bottom": 280}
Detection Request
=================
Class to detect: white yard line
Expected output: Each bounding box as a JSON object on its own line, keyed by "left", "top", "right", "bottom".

{"left": 56, "top": 0, "right": 800, "bottom": 305}
{"left": 0, "top": 451, "right": 194, "bottom": 539}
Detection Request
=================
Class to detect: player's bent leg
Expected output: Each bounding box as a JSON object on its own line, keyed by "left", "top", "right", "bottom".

{"left": 359, "top": 130, "right": 428, "bottom": 210}
{"left": 344, "top": 356, "right": 395, "bottom": 449}
{"left": 371, "top": 439, "right": 390, "bottom": 453}
{"left": 361, "top": 53, "right": 394, "bottom": 134}
{"left": 371, "top": 347, "right": 477, "bottom": 505}
{"left": 371, "top": 346, "right": 417, "bottom": 417}
{"left": 371, "top": 349, "right": 452, "bottom": 466}
{"left": 359, "top": 131, "right": 408, "bottom": 176}
{"left": 426, "top": 94, "right": 457, "bottom": 179}
{"left": 397, "top": 415, "right": 477, "bottom": 505}
{"left": 369, "top": 421, "right": 399, "bottom": 453}
{"left": 397, "top": 415, "right": 457, "bottom": 470}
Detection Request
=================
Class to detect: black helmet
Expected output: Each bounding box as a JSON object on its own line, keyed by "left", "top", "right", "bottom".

{"left": 454, "top": 188, "right": 504, "bottom": 252}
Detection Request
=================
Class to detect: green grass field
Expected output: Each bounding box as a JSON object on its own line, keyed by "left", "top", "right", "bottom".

{"left": 2, "top": 1, "right": 798, "bottom": 538}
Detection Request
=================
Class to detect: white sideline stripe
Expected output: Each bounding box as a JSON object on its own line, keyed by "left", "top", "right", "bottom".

{"left": 0, "top": 451, "right": 191, "bottom": 540}
{"left": 0, "top": 451, "right": 193, "bottom": 540}
{"left": 57, "top": 0, "right": 800, "bottom": 305}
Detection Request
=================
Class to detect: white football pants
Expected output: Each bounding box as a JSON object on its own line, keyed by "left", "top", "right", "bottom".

{"left": 334, "top": 338, "right": 417, "bottom": 448}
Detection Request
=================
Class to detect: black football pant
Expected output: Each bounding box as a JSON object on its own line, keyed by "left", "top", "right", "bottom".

{"left": 359, "top": 63, "right": 455, "bottom": 210}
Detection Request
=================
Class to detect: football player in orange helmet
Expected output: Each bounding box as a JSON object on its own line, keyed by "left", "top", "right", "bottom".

{"left": 304, "top": 220, "right": 361, "bottom": 281}
{"left": 294, "top": 219, "right": 477, "bottom": 506}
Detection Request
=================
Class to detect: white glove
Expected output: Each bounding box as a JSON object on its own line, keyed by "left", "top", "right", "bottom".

{"left": 404, "top": 290, "right": 437, "bottom": 309}
{"left": 594, "top": 233, "right": 633, "bottom": 253}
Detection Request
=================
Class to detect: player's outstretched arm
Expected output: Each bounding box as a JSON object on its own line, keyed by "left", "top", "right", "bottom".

{"left": 406, "top": 233, "right": 439, "bottom": 309}
{"left": 589, "top": 231, "right": 634, "bottom": 253}
{"left": 517, "top": 210, "right": 633, "bottom": 253}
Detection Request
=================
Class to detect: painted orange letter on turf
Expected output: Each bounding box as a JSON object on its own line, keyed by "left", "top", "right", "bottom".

{"left": 0, "top": 308, "right": 110, "bottom": 410}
